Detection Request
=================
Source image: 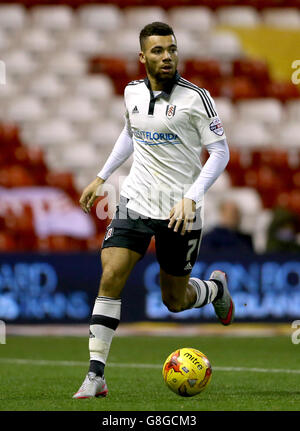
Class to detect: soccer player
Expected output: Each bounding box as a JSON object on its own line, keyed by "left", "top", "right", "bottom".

{"left": 73, "top": 22, "right": 234, "bottom": 399}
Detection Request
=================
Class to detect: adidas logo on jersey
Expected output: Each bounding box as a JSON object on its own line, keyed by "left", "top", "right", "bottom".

{"left": 184, "top": 262, "right": 193, "bottom": 271}
{"left": 132, "top": 106, "right": 139, "bottom": 114}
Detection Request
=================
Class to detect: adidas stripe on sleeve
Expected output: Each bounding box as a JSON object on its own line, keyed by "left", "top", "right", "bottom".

{"left": 178, "top": 78, "right": 226, "bottom": 147}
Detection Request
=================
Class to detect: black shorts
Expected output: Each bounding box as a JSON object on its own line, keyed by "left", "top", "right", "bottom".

{"left": 101, "top": 196, "right": 202, "bottom": 276}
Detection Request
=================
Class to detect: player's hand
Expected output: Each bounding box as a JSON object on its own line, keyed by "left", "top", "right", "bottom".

{"left": 168, "top": 198, "right": 196, "bottom": 236}
{"left": 79, "top": 177, "right": 105, "bottom": 213}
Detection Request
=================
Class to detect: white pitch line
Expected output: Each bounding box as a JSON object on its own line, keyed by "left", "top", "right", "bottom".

{"left": 0, "top": 358, "right": 299, "bottom": 374}
{"left": 213, "top": 366, "right": 300, "bottom": 374}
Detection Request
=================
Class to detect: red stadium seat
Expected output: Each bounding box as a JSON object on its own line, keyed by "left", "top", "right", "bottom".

{"left": 265, "top": 81, "right": 300, "bottom": 101}
{"left": 276, "top": 191, "right": 290, "bottom": 208}
{"left": 8, "top": 165, "right": 35, "bottom": 187}
{"left": 0, "top": 117, "right": 96, "bottom": 250}
{"left": 14, "top": 204, "right": 37, "bottom": 250}
{"left": 256, "top": 149, "right": 294, "bottom": 174}
{"left": 0, "top": 167, "right": 11, "bottom": 188}
{"left": 0, "top": 214, "right": 4, "bottom": 231}
{"left": 0, "top": 232, "right": 18, "bottom": 251}
{"left": 232, "top": 58, "right": 270, "bottom": 83}
{"left": 40, "top": 235, "right": 73, "bottom": 251}
{"left": 88, "top": 56, "right": 142, "bottom": 94}
{"left": 293, "top": 171, "right": 300, "bottom": 188}
{"left": 115, "top": 0, "right": 156, "bottom": 7}
{"left": 13, "top": 146, "right": 30, "bottom": 166}
{"left": 3, "top": 207, "right": 19, "bottom": 237}
{"left": 220, "top": 76, "right": 260, "bottom": 100}
{"left": 258, "top": 149, "right": 290, "bottom": 169}
{"left": 3, "top": 145, "right": 47, "bottom": 185}
{"left": 0, "top": 164, "right": 42, "bottom": 188}
{"left": 36, "top": 235, "right": 77, "bottom": 252}
{"left": 36, "top": 236, "right": 51, "bottom": 251}
{"left": 244, "top": 165, "right": 283, "bottom": 207}
{"left": 0, "top": 123, "right": 22, "bottom": 166}
{"left": 225, "top": 148, "right": 246, "bottom": 186}
{"left": 0, "top": 123, "right": 22, "bottom": 149}
{"left": 289, "top": 189, "right": 300, "bottom": 212}
{"left": 184, "top": 59, "right": 222, "bottom": 80}
{"left": 89, "top": 56, "right": 128, "bottom": 79}
{"left": 0, "top": 145, "right": 10, "bottom": 167}
{"left": 13, "top": 145, "right": 46, "bottom": 167}
{"left": 27, "top": 146, "right": 48, "bottom": 184}
{"left": 277, "top": 188, "right": 300, "bottom": 213}
{"left": 45, "top": 171, "right": 78, "bottom": 200}
{"left": 5, "top": 0, "right": 299, "bottom": 10}
{"left": 182, "top": 75, "right": 221, "bottom": 97}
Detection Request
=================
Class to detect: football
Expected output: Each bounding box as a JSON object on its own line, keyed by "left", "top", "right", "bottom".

{"left": 162, "top": 347, "right": 212, "bottom": 397}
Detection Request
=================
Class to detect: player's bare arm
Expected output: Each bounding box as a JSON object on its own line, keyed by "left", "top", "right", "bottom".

{"left": 168, "top": 197, "right": 196, "bottom": 236}
{"left": 79, "top": 176, "right": 105, "bottom": 213}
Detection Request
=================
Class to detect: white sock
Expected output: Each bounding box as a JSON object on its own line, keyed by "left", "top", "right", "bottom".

{"left": 189, "top": 278, "right": 219, "bottom": 308}
{"left": 89, "top": 296, "right": 121, "bottom": 366}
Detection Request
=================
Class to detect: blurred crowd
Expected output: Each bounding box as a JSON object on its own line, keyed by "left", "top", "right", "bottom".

{"left": 201, "top": 198, "right": 300, "bottom": 254}
{"left": 0, "top": 1, "right": 300, "bottom": 253}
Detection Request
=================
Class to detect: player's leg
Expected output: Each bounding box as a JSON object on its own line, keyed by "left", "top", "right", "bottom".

{"left": 156, "top": 222, "right": 234, "bottom": 325}
{"left": 160, "top": 268, "right": 234, "bottom": 325}
{"left": 73, "top": 194, "right": 154, "bottom": 399}
{"left": 160, "top": 270, "right": 195, "bottom": 312}
{"left": 160, "top": 268, "right": 221, "bottom": 313}
{"left": 73, "top": 246, "right": 142, "bottom": 399}
{"left": 89, "top": 246, "right": 142, "bottom": 374}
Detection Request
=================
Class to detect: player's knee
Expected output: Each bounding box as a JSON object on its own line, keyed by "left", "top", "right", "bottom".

{"left": 165, "top": 301, "right": 183, "bottom": 313}
{"left": 162, "top": 294, "right": 183, "bottom": 313}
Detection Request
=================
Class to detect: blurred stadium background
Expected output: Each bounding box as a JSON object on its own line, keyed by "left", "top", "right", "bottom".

{"left": 0, "top": 0, "right": 300, "bottom": 333}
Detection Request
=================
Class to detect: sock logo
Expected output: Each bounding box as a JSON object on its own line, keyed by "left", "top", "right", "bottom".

{"left": 89, "top": 330, "right": 95, "bottom": 338}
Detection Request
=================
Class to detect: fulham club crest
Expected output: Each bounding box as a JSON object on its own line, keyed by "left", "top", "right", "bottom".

{"left": 166, "top": 104, "right": 176, "bottom": 119}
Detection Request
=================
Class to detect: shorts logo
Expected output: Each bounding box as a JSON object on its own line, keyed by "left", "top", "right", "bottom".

{"left": 184, "top": 262, "right": 193, "bottom": 271}
{"left": 105, "top": 227, "right": 113, "bottom": 240}
{"left": 132, "top": 105, "right": 139, "bottom": 114}
{"left": 166, "top": 104, "right": 176, "bottom": 119}
{"left": 209, "top": 117, "right": 224, "bottom": 136}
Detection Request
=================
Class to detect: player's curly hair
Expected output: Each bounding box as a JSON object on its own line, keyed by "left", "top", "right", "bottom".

{"left": 139, "top": 22, "right": 175, "bottom": 50}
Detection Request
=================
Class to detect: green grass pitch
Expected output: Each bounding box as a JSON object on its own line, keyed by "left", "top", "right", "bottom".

{"left": 0, "top": 334, "right": 300, "bottom": 411}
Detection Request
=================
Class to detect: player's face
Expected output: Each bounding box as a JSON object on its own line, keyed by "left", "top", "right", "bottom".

{"left": 140, "top": 35, "right": 178, "bottom": 84}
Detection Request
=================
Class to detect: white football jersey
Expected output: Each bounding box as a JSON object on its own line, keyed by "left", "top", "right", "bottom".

{"left": 120, "top": 72, "right": 226, "bottom": 219}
